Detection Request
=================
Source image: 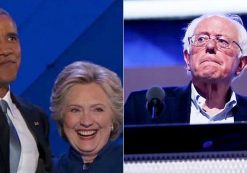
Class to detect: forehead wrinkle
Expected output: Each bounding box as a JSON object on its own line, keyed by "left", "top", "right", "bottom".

{"left": 194, "top": 16, "right": 239, "bottom": 41}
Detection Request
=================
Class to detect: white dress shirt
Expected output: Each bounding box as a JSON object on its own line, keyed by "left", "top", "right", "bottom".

{"left": 2, "top": 91, "right": 39, "bottom": 173}
{"left": 190, "top": 84, "right": 236, "bottom": 124}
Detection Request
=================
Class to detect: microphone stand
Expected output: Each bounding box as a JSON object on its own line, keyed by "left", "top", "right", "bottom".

{"left": 151, "top": 99, "right": 158, "bottom": 119}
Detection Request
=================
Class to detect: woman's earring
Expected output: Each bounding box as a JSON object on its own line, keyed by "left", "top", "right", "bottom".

{"left": 111, "top": 125, "right": 114, "bottom": 131}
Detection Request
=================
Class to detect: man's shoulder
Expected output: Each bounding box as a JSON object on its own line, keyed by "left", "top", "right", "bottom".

{"left": 129, "top": 85, "right": 189, "bottom": 98}
{"left": 236, "top": 93, "right": 247, "bottom": 104}
{"left": 11, "top": 93, "right": 47, "bottom": 117}
{"left": 164, "top": 85, "right": 189, "bottom": 97}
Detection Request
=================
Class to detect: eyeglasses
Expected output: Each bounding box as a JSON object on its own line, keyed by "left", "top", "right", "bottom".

{"left": 188, "top": 34, "right": 242, "bottom": 52}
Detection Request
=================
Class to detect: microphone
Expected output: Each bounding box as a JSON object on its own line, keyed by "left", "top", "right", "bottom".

{"left": 146, "top": 86, "right": 165, "bottom": 119}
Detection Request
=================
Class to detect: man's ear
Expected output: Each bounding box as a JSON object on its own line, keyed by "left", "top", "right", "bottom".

{"left": 184, "top": 50, "right": 191, "bottom": 71}
{"left": 236, "top": 56, "right": 247, "bottom": 76}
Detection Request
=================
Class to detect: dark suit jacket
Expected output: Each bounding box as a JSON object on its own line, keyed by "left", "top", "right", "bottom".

{"left": 0, "top": 93, "right": 52, "bottom": 173}
{"left": 125, "top": 83, "right": 247, "bottom": 125}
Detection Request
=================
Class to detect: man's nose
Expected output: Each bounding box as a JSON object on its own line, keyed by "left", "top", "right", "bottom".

{"left": 205, "top": 38, "right": 217, "bottom": 54}
{"left": 0, "top": 41, "right": 12, "bottom": 56}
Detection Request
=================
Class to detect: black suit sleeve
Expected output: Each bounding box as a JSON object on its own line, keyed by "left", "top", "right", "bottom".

{"left": 125, "top": 91, "right": 150, "bottom": 124}
{"left": 31, "top": 106, "right": 52, "bottom": 173}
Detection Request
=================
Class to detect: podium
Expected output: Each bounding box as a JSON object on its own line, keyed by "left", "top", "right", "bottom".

{"left": 124, "top": 123, "right": 247, "bottom": 173}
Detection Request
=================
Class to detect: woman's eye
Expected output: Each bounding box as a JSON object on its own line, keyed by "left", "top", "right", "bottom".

{"left": 70, "top": 108, "right": 80, "bottom": 113}
{"left": 95, "top": 107, "right": 104, "bottom": 112}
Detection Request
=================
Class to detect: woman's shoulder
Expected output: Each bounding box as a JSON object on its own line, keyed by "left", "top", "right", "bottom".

{"left": 102, "top": 141, "right": 123, "bottom": 157}
{"left": 52, "top": 152, "right": 69, "bottom": 173}
{"left": 92, "top": 141, "right": 123, "bottom": 172}
{"left": 52, "top": 149, "right": 83, "bottom": 173}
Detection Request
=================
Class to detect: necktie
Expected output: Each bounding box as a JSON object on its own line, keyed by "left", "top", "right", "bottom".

{"left": 0, "top": 100, "right": 21, "bottom": 173}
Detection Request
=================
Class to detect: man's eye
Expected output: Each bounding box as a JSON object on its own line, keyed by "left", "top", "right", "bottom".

{"left": 197, "top": 36, "right": 207, "bottom": 42}
{"left": 8, "top": 35, "right": 18, "bottom": 42}
{"left": 217, "top": 38, "right": 229, "bottom": 46}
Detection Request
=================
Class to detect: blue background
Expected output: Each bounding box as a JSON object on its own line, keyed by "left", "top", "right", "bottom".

{"left": 125, "top": 16, "right": 247, "bottom": 69}
{"left": 1, "top": 0, "right": 123, "bottom": 156}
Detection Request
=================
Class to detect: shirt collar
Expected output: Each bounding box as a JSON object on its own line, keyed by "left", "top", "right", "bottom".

{"left": 0, "top": 89, "right": 16, "bottom": 117}
{"left": 1, "top": 89, "right": 12, "bottom": 106}
{"left": 69, "top": 140, "right": 113, "bottom": 163}
{"left": 191, "top": 83, "right": 237, "bottom": 120}
{"left": 191, "top": 84, "right": 204, "bottom": 110}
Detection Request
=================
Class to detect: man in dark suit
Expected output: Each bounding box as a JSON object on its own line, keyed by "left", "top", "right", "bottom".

{"left": 125, "top": 83, "right": 247, "bottom": 124}
{"left": 0, "top": 8, "right": 51, "bottom": 173}
{"left": 125, "top": 13, "right": 247, "bottom": 125}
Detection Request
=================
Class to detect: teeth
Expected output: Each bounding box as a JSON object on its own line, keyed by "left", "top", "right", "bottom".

{"left": 77, "top": 130, "right": 97, "bottom": 136}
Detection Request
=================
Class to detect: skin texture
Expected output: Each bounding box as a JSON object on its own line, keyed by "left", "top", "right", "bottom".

{"left": 0, "top": 14, "right": 21, "bottom": 97}
{"left": 62, "top": 83, "right": 114, "bottom": 163}
{"left": 184, "top": 16, "right": 247, "bottom": 111}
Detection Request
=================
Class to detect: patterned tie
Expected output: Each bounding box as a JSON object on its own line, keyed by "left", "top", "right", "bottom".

{"left": 0, "top": 100, "right": 21, "bottom": 173}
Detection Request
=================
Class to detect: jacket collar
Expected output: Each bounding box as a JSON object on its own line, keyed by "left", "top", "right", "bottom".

{"left": 69, "top": 140, "right": 114, "bottom": 163}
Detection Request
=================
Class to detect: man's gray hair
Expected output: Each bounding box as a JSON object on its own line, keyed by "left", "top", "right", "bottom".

{"left": 182, "top": 13, "right": 247, "bottom": 58}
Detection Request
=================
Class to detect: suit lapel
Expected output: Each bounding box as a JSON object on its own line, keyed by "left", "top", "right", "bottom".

{"left": 10, "top": 93, "right": 39, "bottom": 143}
{"left": 10, "top": 93, "right": 52, "bottom": 173}
{"left": 233, "top": 94, "right": 247, "bottom": 122}
{"left": 168, "top": 84, "right": 191, "bottom": 123}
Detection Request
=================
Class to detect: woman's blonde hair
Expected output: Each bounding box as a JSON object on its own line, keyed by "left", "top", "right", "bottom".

{"left": 50, "top": 61, "right": 123, "bottom": 140}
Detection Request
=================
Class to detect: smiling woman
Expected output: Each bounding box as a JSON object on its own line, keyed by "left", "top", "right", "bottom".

{"left": 63, "top": 83, "right": 115, "bottom": 163}
{"left": 50, "top": 61, "right": 123, "bottom": 173}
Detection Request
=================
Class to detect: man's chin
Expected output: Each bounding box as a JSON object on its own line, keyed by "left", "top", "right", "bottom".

{"left": 194, "top": 74, "right": 222, "bottom": 83}
{"left": 0, "top": 76, "right": 17, "bottom": 85}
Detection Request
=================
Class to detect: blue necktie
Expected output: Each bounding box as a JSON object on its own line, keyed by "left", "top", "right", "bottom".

{"left": 0, "top": 100, "right": 21, "bottom": 173}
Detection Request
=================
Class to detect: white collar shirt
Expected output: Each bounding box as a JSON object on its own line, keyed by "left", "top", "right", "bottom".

{"left": 1, "top": 90, "right": 39, "bottom": 173}
{"left": 190, "top": 84, "right": 236, "bottom": 124}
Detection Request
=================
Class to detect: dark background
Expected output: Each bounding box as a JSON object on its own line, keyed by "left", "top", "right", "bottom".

{"left": 124, "top": 14, "right": 247, "bottom": 101}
